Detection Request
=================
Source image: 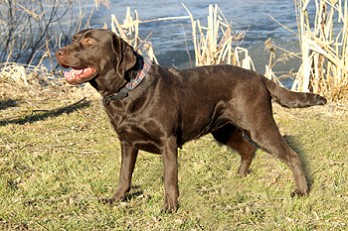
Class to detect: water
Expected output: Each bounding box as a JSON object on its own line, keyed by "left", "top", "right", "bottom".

{"left": 84, "top": 0, "right": 306, "bottom": 73}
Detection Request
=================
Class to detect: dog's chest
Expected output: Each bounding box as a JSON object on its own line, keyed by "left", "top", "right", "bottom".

{"left": 105, "top": 108, "right": 167, "bottom": 154}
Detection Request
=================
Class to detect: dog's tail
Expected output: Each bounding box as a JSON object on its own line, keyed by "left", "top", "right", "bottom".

{"left": 262, "top": 76, "right": 327, "bottom": 108}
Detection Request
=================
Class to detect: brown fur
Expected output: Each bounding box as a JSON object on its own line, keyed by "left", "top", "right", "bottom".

{"left": 56, "top": 29, "right": 327, "bottom": 212}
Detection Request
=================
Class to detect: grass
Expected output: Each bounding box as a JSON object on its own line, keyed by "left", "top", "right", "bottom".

{"left": 1, "top": 79, "right": 348, "bottom": 230}
{"left": 1, "top": 2, "right": 348, "bottom": 229}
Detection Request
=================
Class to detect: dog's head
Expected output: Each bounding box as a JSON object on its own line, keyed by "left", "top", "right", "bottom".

{"left": 56, "top": 29, "right": 137, "bottom": 88}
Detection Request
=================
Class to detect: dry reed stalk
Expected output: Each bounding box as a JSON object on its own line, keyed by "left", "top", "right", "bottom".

{"left": 294, "top": 0, "right": 348, "bottom": 101}
{"left": 0, "top": 61, "right": 57, "bottom": 88}
{"left": 0, "top": 63, "right": 28, "bottom": 86}
{"left": 110, "top": 7, "right": 192, "bottom": 63}
{"left": 111, "top": 8, "right": 157, "bottom": 63}
{"left": 264, "top": 38, "right": 300, "bottom": 85}
{"left": 109, "top": 4, "right": 253, "bottom": 71}
{"left": 182, "top": 3, "right": 253, "bottom": 68}
{"left": 94, "top": 0, "right": 110, "bottom": 8}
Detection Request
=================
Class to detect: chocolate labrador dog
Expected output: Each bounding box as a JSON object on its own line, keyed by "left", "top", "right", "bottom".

{"left": 56, "top": 29, "right": 326, "bottom": 212}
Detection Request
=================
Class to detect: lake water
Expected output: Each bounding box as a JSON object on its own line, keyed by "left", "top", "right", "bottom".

{"left": 84, "top": 0, "right": 309, "bottom": 73}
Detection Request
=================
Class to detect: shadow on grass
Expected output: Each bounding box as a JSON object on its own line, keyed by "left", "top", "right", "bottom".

{"left": 126, "top": 185, "right": 144, "bottom": 201}
{"left": 0, "top": 99, "right": 18, "bottom": 110}
{"left": 283, "top": 135, "right": 314, "bottom": 190}
{"left": 99, "top": 185, "right": 145, "bottom": 206}
{"left": 0, "top": 98, "right": 90, "bottom": 126}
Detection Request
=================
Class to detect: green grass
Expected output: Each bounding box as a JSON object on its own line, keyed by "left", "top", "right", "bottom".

{"left": 1, "top": 87, "right": 348, "bottom": 230}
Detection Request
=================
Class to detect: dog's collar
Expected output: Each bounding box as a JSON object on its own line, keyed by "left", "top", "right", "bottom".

{"left": 126, "top": 56, "right": 153, "bottom": 90}
{"left": 102, "top": 87, "right": 129, "bottom": 105}
{"left": 103, "top": 56, "right": 153, "bottom": 105}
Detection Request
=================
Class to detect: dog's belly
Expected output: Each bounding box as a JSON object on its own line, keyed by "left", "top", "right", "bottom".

{"left": 129, "top": 139, "right": 162, "bottom": 154}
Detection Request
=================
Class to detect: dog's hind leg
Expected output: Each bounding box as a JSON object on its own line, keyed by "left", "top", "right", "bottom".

{"left": 212, "top": 124, "right": 256, "bottom": 177}
{"left": 237, "top": 113, "right": 309, "bottom": 196}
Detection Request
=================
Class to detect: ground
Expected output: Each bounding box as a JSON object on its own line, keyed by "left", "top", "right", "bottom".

{"left": 1, "top": 77, "right": 348, "bottom": 230}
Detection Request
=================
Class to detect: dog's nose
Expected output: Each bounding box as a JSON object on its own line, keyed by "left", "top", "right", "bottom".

{"left": 56, "top": 49, "right": 66, "bottom": 57}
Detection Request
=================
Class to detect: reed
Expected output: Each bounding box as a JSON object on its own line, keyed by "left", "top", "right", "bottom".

{"left": 109, "top": 4, "right": 252, "bottom": 70}
{"left": 110, "top": 8, "right": 163, "bottom": 64}
{"left": 0, "top": 63, "right": 29, "bottom": 87}
{"left": 293, "top": 0, "right": 348, "bottom": 101}
{"left": 182, "top": 4, "right": 252, "bottom": 69}
{"left": 0, "top": 62, "right": 55, "bottom": 87}
{"left": 94, "top": 0, "right": 110, "bottom": 8}
{"left": 109, "top": 7, "right": 194, "bottom": 63}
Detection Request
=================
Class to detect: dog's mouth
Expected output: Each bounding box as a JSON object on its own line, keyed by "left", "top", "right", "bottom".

{"left": 64, "top": 66, "right": 97, "bottom": 85}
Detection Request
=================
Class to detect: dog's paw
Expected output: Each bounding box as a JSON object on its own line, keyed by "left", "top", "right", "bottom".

{"left": 161, "top": 205, "right": 179, "bottom": 214}
{"left": 290, "top": 189, "right": 309, "bottom": 197}
{"left": 237, "top": 168, "right": 252, "bottom": 178}
{"left": 163, "top": 197, "right": 179, "bottom": 213}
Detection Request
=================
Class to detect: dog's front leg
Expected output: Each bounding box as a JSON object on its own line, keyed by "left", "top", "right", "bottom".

{"left": 162, "top": 138, "right": 179, "bottom": 212}
{"left": 104, "top": 140, "right": 138, "bottom": 204}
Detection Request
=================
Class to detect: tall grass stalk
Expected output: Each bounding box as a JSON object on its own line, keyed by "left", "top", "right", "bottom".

{"left": 110, "top": 7, "right": 193, "bottom": 63}
{"left": 293, "top": 0, "right": 348, "bottom": 101}
{"left": 182, "top": 4, "right": 252, "bottom": 69}
{"left": 110, "top": 4, "right": 253, "bottom": 70}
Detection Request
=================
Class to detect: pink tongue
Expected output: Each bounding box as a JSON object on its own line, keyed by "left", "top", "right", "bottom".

{"left": 64, "top": 67, "right": 96, "bottom": 85}
{"left": 64, "top": 69, "right": 84, "bottom": 79}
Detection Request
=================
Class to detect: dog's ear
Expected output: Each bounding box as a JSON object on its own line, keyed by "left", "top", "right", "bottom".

{"left": 112, "top": 33, "right": 137, "bottom": 79}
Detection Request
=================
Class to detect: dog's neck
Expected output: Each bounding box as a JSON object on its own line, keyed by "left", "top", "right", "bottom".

{"left": 94, "top": 55, "right": 153, "bottom": 105}
{"left": 126, "top": 54, "right": 145, "bottom": 83}
{"left": 125, "top": 55, "right": 153, "bottom": 90}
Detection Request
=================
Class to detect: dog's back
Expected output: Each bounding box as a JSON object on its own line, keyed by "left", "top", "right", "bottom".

{"left": 178, "top": 65, "right": 326, "bottom": 109}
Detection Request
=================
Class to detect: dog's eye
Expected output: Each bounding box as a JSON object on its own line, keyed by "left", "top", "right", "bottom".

{"left": 83, "top": 38, "right": 95, "bottom": 46}
{"left": 72, "top": 35, "right": 81, "bottom": 43}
